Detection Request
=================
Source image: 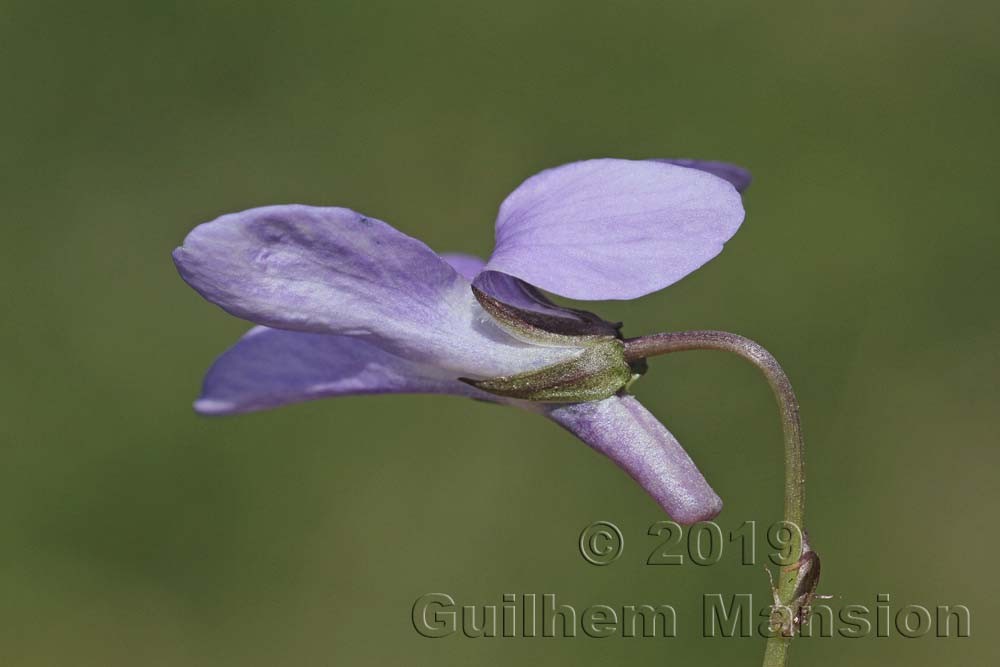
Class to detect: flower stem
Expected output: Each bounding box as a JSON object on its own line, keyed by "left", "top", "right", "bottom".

{"left": 623, "top": 331, "right": 807, "bottom": 667}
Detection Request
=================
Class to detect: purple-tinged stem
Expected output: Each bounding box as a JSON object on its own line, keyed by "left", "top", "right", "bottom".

{"left": 623, "top": 331, "right": 808, "bottom": 667}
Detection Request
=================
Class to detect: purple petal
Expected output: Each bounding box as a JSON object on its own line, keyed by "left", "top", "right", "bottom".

{"left": 484, "top": 159, "right": 745, "bottom": 300}
{"left": 197, "top": 328, "right": 720, "bottom": 524}
{"left": 174, "top": 205, "right": 579, "bottom": 377}
{"left": 194, "top": 326, "right": 489, "bottom": 415}
{"left": 650, "top": 159, "right": 752, "bottom": 193}
{"left": 545, "top": 395, "right": 722, "bottom": 524}
{"left": 439, "top": 252, "right": 486, "bottom": 281}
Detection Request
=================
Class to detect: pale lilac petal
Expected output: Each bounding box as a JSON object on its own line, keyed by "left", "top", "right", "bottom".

{"left": 651, "top": 159, "right": 752, "bottom": 193}
{"left": 545, "top": 395, "right": 722, "bottom": 524}
{"left": 195, "top": 326, "right": 489, "bottom": 415}
{"left": 197, "top": 328, "right": 720, "bottom": 524}
{"left": 439, "top": 252, "right": 486, "bottom": 281}
{"left": 484, "top": 159, "right": 745, "bottom": 300}
{"left": 174, "top": 205, "right": 579, "bottom": 377}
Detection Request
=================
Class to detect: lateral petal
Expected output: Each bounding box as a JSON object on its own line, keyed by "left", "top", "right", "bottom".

{"left": 174, "top": 205, "right": 579, "bottom": 377}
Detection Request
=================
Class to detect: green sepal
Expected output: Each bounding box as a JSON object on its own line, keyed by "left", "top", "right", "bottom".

{"left": 459, "top": 339, "right": 634, "bottom": 403}
{"left": 472, "top": 285, "right": 620, "bottom": 346}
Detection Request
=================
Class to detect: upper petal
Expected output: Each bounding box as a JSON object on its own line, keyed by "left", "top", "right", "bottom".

{"left": 484, "top": 159, "right": 745, "bottom": 300}
{"left": 174, "top": 205, "right": 580, "bottom": 377}
{"left": 545, "top": 395, "right": 722, "bottom": 524}
{"left": 195, "top": 326, "right": 488, "bottom": 415}
{"left": 650, "top": 158, "right": 752, "bottom": 193}
{"left": 439, "top": 252, "right": 486, "bottom": 281}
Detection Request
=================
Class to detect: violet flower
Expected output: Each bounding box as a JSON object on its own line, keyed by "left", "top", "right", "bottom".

{"left": 173, "top": 158, "right": 748, "bottom": 525}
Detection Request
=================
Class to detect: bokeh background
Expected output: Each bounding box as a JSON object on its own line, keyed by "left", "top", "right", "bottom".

{"left": 3, "top": 1, "right": 998, "bottom": 665}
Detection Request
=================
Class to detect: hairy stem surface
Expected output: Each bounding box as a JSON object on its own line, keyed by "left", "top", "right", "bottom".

{"left": 623, "top": 331, "right": 807, "bottom": 666}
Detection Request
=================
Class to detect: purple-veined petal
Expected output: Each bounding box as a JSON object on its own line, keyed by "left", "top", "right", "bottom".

{"left": 196, "top": 328, "right": 719, "bottom": 524}
{"left": 650, "top": 158, "right": 752, "bottom": 193}
{"left": 174, "top": 205, "right": 580, "bottom": 377}
{"left": 194, "top": 326, "right": 491, "bottom": 415}
{"left": 545, "top": 395, "right": 722, "bottom": 524}
{"left": 484, "top": 159, "right": 745, "bottom": 300}
{"left": 439, "top": 252, "right": 486, "bottom": 281}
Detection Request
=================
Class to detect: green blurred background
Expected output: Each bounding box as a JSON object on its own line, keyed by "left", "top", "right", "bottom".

{"left": 3, "top": 1, "right": 998, "bottom": 664}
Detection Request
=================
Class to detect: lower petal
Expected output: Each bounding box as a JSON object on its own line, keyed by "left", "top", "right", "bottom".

{"left": 545, "top": 395, "right": 722, "bottom": 524}
{"left": 195, "top": 326, "right": 487, "bottom": 415}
